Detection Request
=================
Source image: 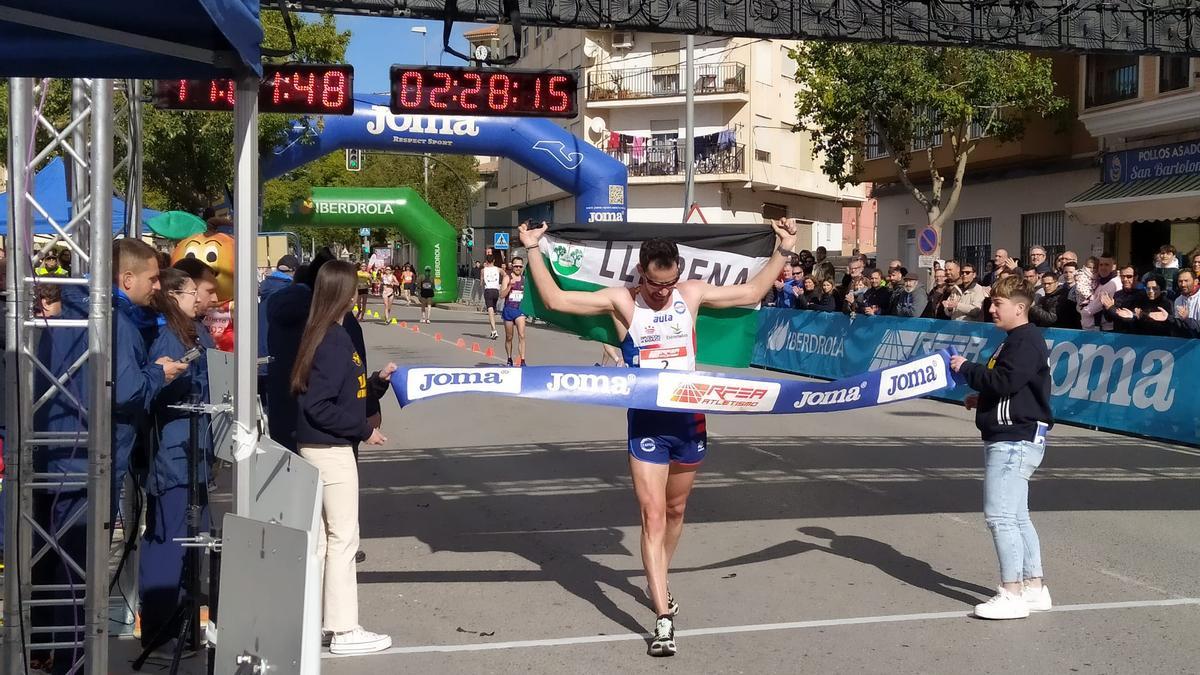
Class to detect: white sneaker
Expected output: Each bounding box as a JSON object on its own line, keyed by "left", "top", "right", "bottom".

{"left": 648, "top": 616, "right": 676, "bottom": 657}
{"left": 1023, "top": 583, "right": 1052, "bottom": 611}
{"left": 329, "top": 627, "right": 392, "bottom": 655}
{"left": 973, "top": 586, "right": 1031, "bottom": 620}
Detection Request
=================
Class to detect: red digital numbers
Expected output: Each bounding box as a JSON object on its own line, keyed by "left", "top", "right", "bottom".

{"left": 320, "top": 69, "right": 348, "bottom": 109}
{"left": 388, "top": 66, "right": 577, "bottom": 118}
{"left": 154, "top": 65, "right": 355, "bottom": 115}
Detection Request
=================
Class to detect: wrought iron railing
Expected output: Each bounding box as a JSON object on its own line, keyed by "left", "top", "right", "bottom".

{"left": 604, "top": 139, "right": 745, "bottom": 177}
{"left": 587, "top": 62, "right": 746, "bottom": 101}
{"left": 1086, "top": 62, "right": 1140, "bottom": 108}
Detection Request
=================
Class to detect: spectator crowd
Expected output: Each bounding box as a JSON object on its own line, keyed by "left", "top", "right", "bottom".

{"left": 764, "top": 244, "right": 1200, "bottom": 339}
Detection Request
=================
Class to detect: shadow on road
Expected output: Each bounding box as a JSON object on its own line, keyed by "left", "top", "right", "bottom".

{"left": 354, "top": 433, "right": 1200, "bottom": 623}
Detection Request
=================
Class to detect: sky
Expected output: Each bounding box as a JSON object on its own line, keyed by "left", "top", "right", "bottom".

{"left": 329, "top": 15, "right": 487, "bottom": 94}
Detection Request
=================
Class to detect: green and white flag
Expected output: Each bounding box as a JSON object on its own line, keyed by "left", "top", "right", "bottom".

{"left": 520, "top": 223, "right": 776, "bottom": 368}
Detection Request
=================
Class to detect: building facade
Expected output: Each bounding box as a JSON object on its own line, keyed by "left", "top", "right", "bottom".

{"left": 866, "top": 55, "right": 1200, "bottom": 276}
{"left": 478, "top": 28, "right": 865, "bottom": 253}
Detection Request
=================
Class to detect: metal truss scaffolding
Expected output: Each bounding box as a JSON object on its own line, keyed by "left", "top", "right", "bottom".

{"left": 3, "top": 77, "right": 126, "bottom": 675}
{"left": 287, "top": 0, "right": 1200, "bottom": 55}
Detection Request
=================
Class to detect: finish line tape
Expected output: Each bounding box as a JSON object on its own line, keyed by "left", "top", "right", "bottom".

{"left": 390, "top": 349, "right": 958, "bottom": 416}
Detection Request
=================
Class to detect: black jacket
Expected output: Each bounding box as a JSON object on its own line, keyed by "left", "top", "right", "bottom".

{"left": 295, "top": 324, "right": 389, "bottom": 447}
{"left": 1106, "top": 288, "right": 1147, "bottom": 333}
{"left": 1029, "top": 286, "right": 1077, "bottom": 329}
{"left": 266, "top": 283, "right": 374, "bottom": 451}
{"left": 958, "top": 322, "right": 1053, "bottom": 443}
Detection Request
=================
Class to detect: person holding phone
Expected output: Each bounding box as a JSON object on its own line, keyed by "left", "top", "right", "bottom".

{"left": 140, "top": 268, "right": 214, "bottom": 655}
{"left": 291, "top": 261, "right": 397, "bottom": 655}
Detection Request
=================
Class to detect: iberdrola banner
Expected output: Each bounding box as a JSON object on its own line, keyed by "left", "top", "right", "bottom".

{"left": 390, "top": 350, "right": 957, "bottom": 415}
{"left": 519, "top": 223, "right": 776, "bottom": 368}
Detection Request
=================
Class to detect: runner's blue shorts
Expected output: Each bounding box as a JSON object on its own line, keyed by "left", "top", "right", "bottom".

{"left": 627, "top": 409, "right": 708, "bottom": 466}
{"left": 501, "top": 305, "right": 524, "bottom": 322}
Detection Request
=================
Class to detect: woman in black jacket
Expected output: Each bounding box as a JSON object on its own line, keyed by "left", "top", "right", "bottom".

{"left": 290, "top": 260, "right": 396, "bottom": 655}
{"left": 809, "top": 278, "right": 839, "bottom": 312}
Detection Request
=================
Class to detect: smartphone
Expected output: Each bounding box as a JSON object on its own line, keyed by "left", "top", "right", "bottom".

{"left": 179, "top": 348, "right": 202, "bottom": 364}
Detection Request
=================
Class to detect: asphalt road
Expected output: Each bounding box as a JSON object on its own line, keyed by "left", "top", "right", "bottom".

{"left": 258, "top": 300, "right": 1200, "bottom": 673}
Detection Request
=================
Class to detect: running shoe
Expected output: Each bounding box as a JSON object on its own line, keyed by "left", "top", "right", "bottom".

{"left": 1022, "top": 583, "right": 1052, "bottom": 612}
{"left": 646, "top": 586, "right": 679, "bottom": 616}
{"left": 329, "top": 627, "right": 391, "bottom": 655}
{"left": 489, "top": 330, "right": 498, "bottom": 340}
{"left": 973, "top": 586, "right": 1030, "bottom": 620}
{"left": 507, "top": 357, "right": 513, "bottom": 366}
{"left": 648, "top": 615, "right": 676, "bottom": 657}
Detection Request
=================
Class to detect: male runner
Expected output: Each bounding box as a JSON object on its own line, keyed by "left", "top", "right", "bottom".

{"left": 518, "top": 218, "right": 798, "bottom": 656}
{"left": 481, "top": 255, "right": 502, "bottom": 340}
{"left": 500, "top": 256, "right": 528, "bottom": 366}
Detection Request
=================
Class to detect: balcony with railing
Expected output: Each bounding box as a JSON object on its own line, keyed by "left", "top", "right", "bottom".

{"left": 604, "top": 139, "right": 745, "bottom": 179}
{"left": 587, "top": 63, "right": 747, "bottom": 104}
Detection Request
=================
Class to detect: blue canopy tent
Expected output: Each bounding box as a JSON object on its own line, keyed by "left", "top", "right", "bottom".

{"left": 0, "top": 157, "right": 162, "bottom": 235}
{"left": 0, "top": 1, "right": 261, "bottom": 78}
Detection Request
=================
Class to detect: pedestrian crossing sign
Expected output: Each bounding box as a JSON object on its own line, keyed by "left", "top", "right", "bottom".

{"left": 494, "top": 232, "right": 510, "bottom": 250}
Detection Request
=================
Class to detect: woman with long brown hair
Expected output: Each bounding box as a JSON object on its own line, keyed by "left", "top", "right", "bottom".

{"left": 290, "top": 260, "right": 396, "bottom": 655}
{"left": 141, "top": 267, "right": 213, "bottom": 653}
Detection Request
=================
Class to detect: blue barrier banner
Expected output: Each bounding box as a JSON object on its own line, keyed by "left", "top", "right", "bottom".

{"left": 390, "top": 354, "right": 956, "bottom": 415}
{"left": 753, "top": 308, "right": 1200, "bottom": 445}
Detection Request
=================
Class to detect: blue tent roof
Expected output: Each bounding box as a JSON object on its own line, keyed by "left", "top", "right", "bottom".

{"left": 0, "top": 1, "right": 261, "bottom": 77}
{"left": 0, "top": 158, "right": 162, "bottom": 235}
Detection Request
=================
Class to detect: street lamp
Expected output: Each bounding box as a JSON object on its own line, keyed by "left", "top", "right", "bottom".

{"left": 410, "top": 25, "right": 428, "bottom": 65}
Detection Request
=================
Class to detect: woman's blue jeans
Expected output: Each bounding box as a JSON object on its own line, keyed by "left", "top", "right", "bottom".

{"left": 983, "top": 440, "right": 1044, "bottom": 583}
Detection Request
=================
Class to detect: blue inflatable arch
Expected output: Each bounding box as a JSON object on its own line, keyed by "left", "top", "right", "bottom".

{"left": 263, "top": 95, "right": 628, "bottom": 224}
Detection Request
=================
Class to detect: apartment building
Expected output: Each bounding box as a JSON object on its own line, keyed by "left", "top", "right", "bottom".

{"left": 474, "top": 27, "right": 868, "bottom": 254}
{"left": 866, "top": 55, "right": 1199, "bottom": 276}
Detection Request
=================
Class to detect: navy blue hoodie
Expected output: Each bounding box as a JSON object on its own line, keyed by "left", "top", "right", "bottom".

{"left": 257, "top": 270, "right": 292, "bottom": 377}
{"left": 294, "top": 324, "right": 388, "bottom": 447}
{"left": 958, "top": 322, "right": 1053, "bottom": 443}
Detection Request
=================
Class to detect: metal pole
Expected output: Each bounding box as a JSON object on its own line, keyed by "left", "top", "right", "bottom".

{"left": 3, "top": 76, "right": 34, "bottom": 675}
{"left": 424, "top": 153, "right": 430, "bottom": 200}
{"left": 127, "top": 79, "right": 143, "bottom": 238}
{"left": 83, "top": 78, "right": 114, "bottom": 675}
{"left": 232, "top": 74, "right": 260, "bottom": 515}
{"left": 683, "top": 35, "right": 695, "bottom": 220}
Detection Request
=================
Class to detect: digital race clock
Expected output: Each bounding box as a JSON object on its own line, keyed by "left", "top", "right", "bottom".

{"left": 154, "top": 64, "right": 355, "bottom": 115}
{"left": 389, "top": 65, "right": 577, "bottom": 119}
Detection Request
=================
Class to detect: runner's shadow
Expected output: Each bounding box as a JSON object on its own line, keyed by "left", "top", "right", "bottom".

{"left": 798, "top": 526, "right": 992, "bottom": 605}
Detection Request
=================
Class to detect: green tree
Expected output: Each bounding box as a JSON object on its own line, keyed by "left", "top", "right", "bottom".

{"left": 141, "top": 11, "right": 350, "bottom": 212}
{"left": 789, "top": 44, "right": 1066, "bottom": 256}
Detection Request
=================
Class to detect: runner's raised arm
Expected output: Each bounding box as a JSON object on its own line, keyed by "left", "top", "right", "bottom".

{"left": 689, "top": 218, "right": 798, "bottom": 309}
{"left": 519, "top": 221, "right": 624, "bottom": 316}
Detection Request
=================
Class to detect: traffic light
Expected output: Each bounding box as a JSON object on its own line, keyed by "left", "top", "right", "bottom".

{"left": 345, "top": 148, "right": 362, "bottom": 172}
{"left": 464, "top": 227, "right": 475, "bottom": 250}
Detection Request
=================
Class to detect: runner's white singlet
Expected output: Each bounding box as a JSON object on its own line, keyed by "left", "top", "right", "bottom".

{"left": 620, "top": 289, "right": 696, "bottom": 371}
{"left": 482, "top": 266, "right": 502, "bottom": 290}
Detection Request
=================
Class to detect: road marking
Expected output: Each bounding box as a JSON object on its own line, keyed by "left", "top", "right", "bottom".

{"left": 323, "top": 597, "right": 1200, "bottom": 658}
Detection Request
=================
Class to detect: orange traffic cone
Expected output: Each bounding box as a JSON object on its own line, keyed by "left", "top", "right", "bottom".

{"left": 471, "top": 342, "right": 481, "bottom": 353}
{"left": 456, "top": 338, "right": 466, "bottom": 348}
{"left": 434, "top": 332, "right": 443, "bottom": 342}
{"left": 400, "top": 321, "right": 408, "bottom": 328}
{"left": 484, "top": 347, "right": 495, "bottom": 358}
{"left": 412, "top": 324, "right": 420, "bottom": 333}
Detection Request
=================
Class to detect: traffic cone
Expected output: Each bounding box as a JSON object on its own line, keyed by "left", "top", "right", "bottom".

{"left": 455, "top": 338, "right": 466, "bottom": 348}
{"left": 400, "top": 321, "right": 408, "bottom": 328}
{"left": 484, "top": 347, "right": 495, "bottom": 358}
{"left": 434, "top": 332, "right": 443, "bottom": 342}
{"left": 412, "top": 324, "right": 420, "bottom": 333}
{"left": 471, "top": 342, "right": 481, "bottom": 353}
{"left": 353, "top": 305, "right": 359, "bottom": 313}
{"left": 390, "top": 318, "right": 397, "bottom": 325}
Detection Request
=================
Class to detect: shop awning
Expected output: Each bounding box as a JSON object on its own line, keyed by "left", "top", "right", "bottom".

{"left": 1065, "top": 174, "right": 1200, "bottom": 226}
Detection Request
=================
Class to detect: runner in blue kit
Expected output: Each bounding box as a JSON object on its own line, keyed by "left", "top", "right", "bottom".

{"left": 500, "top": 256, "right": 528, "bottom": 366}
{"left": 518, "top": 217, "right": 798, "bottom": 657}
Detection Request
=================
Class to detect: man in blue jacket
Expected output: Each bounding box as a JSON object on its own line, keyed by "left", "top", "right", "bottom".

{"left": 257, "top": 254, "right": 298, "bottom": 410}
{"left": 31, "top": 239, "right": 185, "bottom": 672}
